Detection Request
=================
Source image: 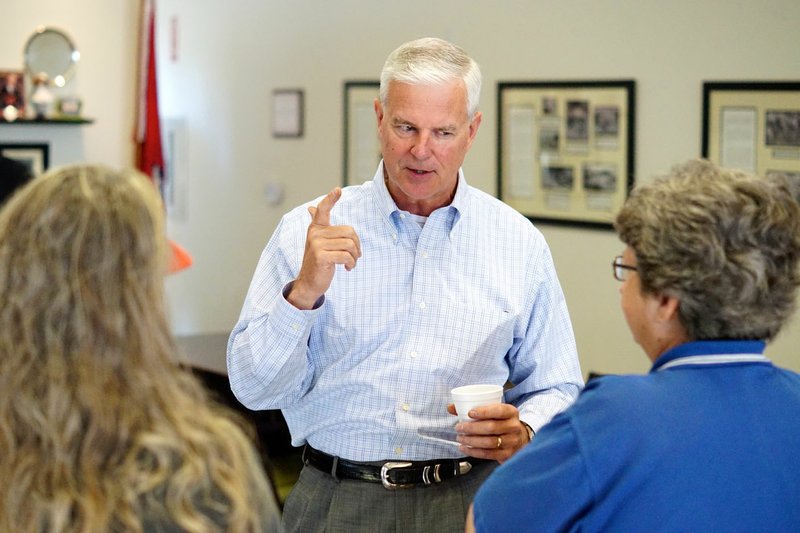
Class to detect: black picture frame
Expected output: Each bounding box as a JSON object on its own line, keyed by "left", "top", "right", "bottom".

{"left": 497, "top": 80, "right": 636, "bottom": 229}
{"left": 343, "top": 80, "right": 380, "bottom": 186}
{"left": 0, "top": 142, "right": 49, "bottom": 176}
{"left": 701, "top": 81, "right": 800, "bottom": 187}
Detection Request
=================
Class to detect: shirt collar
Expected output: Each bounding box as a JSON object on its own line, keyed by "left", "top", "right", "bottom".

{"left": 370, "top": 161, "right": 468, "bottom": 233}
{"left": 651, "top": 339, "right": 768, "bottom": 372}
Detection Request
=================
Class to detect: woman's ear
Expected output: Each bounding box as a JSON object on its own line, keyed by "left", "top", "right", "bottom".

{"left": 655, "top": 293, "right": 681, "bottom": 323}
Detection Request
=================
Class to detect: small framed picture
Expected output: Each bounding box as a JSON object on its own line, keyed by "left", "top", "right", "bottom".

{"left": 1, "top": 70, "right": 26, "bottom": 118}
{"left": 0, "top": 143, "right": 49, "bottom": 176}
{"left": 272, "top": 89, "right": 304, "bottom": 138}
{"left": 57, "top": 96, "right": 83, "bottom": 117}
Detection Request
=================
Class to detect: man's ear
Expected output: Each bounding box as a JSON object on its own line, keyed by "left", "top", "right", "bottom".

{"left": 374, "top": 98, "right": 384, "bottom": 127}
{"left": 467, "top": 111, "right": 482, "bottom": 144}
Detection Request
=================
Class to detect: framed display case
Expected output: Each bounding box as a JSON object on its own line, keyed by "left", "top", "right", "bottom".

{"left": 498, "top": 80, "right": 635, "bottom": 228}
{"left": 702, "top": 81, "right": 800, "bottom": 192}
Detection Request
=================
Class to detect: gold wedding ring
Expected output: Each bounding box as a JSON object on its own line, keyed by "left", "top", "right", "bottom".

{"left": 496, "top": 436, "right": 502, "bottom": 449}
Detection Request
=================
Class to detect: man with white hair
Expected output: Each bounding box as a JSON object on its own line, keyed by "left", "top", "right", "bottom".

{"left": 228, "top": 37, "right": 582, "bottom": 532}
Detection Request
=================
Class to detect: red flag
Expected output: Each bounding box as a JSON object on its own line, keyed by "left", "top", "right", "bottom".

{"left": 134, "top": 0, "right": 192, "bottom": 274}
{"left": 135, "top": 0, "right": 163, "bottom": 179}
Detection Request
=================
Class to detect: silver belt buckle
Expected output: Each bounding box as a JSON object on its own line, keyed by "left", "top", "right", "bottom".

{"left": 380, "top": 461, "right": 414, "bottom": 490}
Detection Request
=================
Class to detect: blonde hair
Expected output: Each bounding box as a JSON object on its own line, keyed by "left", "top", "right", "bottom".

{"left": 0, "top": 165, "right": 273, "bottom": 531}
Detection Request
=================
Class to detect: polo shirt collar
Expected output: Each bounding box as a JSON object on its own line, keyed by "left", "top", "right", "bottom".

{"left": 651, "top": 339, "right": 768, "bottom": 372}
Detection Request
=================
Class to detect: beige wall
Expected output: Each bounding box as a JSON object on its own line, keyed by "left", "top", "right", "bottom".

{"left": 3, "top": 1, "right": 800, "bottom": 375}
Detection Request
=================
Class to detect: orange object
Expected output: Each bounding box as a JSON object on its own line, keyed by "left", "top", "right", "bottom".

{"left": 168, "top": 239, "right": 193, "bottom": 273}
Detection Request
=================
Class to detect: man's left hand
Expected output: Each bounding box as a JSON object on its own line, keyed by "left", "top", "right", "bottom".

{"left": 448, "top": 403, "right": 531, "bottom": 463}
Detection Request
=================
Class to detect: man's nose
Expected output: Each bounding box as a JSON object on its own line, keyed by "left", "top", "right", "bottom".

{"left": 410, "top": 131, "right": 432, "bottom": 159}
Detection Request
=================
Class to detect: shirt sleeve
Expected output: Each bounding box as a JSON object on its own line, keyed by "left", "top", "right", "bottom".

{"left": 226, "top": 213, "right": 321, "bottom": 410}
{"left": 506, "top": 231, "right": 584, "bottom": 432}
{"left": 472, "top": 412, "right": 593, "bottom": 533}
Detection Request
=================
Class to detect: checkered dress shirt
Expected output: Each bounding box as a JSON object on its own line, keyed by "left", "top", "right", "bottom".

{"left": 227, "top": 163, "right": 583, "bottom": 461}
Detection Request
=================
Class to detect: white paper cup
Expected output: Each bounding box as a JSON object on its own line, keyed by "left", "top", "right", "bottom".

{"left": 451, "top": 384, "right": 504, "bottom": 422}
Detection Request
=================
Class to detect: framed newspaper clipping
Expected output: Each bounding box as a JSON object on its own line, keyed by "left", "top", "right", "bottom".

{"left": 702, "top": 81, "right": 800, "bottom": 194}
{"left": 498, "top": 80, "right": 635, "bottom": 228}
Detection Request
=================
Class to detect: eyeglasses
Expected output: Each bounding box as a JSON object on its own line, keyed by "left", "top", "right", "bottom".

{"left": 612, "top": 255, "right": 638, "bottom": 282}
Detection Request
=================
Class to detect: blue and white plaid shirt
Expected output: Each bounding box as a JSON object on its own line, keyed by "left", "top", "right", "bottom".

{"left": 228, "top": 163, "right": 582, "bottom": 461}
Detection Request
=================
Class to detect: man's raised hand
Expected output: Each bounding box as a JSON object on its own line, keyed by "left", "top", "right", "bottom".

{"left": 287, "top": 188, "right": 361, "bottom": 310}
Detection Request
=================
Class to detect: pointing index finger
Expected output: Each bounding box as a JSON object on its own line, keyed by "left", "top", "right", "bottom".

{"left": 309, "top": 187, "right": 342, "bottom": 226}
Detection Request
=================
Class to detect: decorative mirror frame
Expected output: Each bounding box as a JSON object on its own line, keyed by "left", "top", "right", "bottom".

{"left": 24, "top": 26, "right": 79, "bottom": 88}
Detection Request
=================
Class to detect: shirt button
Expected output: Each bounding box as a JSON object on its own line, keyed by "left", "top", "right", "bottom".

{"left": 392, "top": 233, "right": 398, "bottom": 241}
{"left": 401, "top": 403, "right": 410, "bottom": 412}
{"left": 421, "top": 251, "right": 429, "bottom": 259}
{"left": 291, "top": 323, "right": 300, "bottom": 330}
{"left": 419, "top": 301, "right": 426, "bottom": 309}
{"left": 410, "top": 350, "right": 418, "bottom": 358}
{"left": 395, "top": 447, "right": 404, "bottom": 455}
{"left": 400, "top": 213, "right": 406, "bottom": 219}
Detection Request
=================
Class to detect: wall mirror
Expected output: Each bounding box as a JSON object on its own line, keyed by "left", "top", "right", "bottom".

{"left": 24, "top": 26, "right": 80, "bottom": 87}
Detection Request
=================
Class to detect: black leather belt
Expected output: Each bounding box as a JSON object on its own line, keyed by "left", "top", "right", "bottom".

{"left": 302, "top": 444, "right": 490, "bottom": 490}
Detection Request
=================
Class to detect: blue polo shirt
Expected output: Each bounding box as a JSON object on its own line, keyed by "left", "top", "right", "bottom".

{"left": 473, "top": 340, "right": 800, "bottom": 532}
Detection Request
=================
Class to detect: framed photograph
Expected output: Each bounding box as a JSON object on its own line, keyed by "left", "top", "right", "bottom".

{"left": 1, "top": 70, "right": 25, "bottom": 118}
{"left": 498, "top": 80, "right": 635, "bottom": 228}
{"left": 343, "top": 80, "right": 380, "bottom": 186}
{"left": 702, "top": 81, "right": 800, "bottom": 187}
{"left": 272, "top": 89, "right": 304, "bottom": 138}
{"left": 0, "top": 143, "right": 49, "bottom": 176}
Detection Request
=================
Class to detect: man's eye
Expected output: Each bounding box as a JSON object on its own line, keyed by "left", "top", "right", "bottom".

{"left": 398, "top": 124, "right": 414, "bottom": 133}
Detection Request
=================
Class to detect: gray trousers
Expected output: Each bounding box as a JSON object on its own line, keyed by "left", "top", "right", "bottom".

{"left": 282, "top": 460, "right": 496, "bottom": 533}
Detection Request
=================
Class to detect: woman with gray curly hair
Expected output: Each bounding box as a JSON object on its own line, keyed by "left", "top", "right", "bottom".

{"left": 0, "top": 164, "right": 281, "bottom": 532}
{"left": 468, "top": 159, "right": 800, "bottom": 532}
{"left": 616, "top": 159, "right": 800, "bottom": 344}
